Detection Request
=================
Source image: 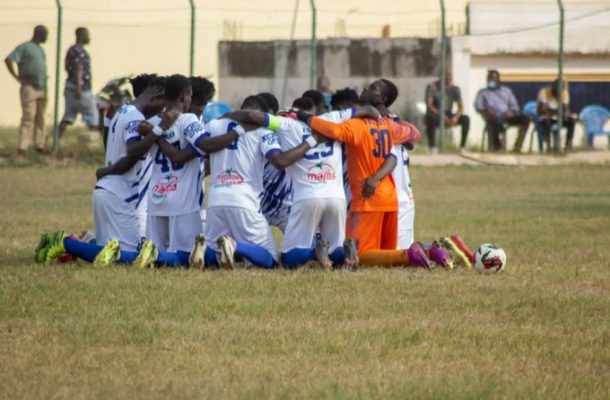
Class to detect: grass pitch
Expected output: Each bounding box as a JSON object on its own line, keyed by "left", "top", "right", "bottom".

{"left": 0, "top": 152, "right": 609, "bottom": 398}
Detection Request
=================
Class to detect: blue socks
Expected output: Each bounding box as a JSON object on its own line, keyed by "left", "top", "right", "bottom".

{"left": 281, "top": 246, "right": 344, "bottom": 269}
{"left": 63, "top": 238, "right": 103, "bottom": 263}
{"left": 281, "top": 248, "right": 314, "bottom": 269}
{"left": 235, "top": 241, "right": 275, "bottom": 269}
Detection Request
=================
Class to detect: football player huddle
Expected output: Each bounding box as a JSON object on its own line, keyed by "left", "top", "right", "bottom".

{"left": 35, "top": 73, "right": 476, "bottom": 270}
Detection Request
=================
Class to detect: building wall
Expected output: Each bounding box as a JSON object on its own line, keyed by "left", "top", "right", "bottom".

{"left": 0, "top": 0, "right": 608, "bottom": 134}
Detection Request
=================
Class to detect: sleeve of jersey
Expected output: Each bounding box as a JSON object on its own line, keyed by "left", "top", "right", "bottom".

{"left": 124, "top": 118, "right": 144, "bottom": 144}
{"left": 309, "top": 117, "right": 353, "bottom": 143}
{"left": 183, "top": 115, "right": 207, "bottom": 157}
{"left": 391, "top": 120, "right": 421, "bottom": 145}
{"left": 260, "top": 132, "right": 282, "bottom": 159}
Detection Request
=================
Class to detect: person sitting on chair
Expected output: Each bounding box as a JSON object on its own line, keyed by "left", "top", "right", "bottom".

{"left": 424, "top": 70, "right": 470, "bottom": 154}
{"left": 474, "top": 70, "right": 529, "bottom": 152}
{"left": 537, "top": 78, "right": 575, "bottom": 152}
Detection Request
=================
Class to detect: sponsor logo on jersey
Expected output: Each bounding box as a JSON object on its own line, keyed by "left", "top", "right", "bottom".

{"left": 125, "top": 119, "right": 141, "bottom": 134}
{"left": 151, "top": 173, "right": 178, "bottom": 198}
{"left": 215, "top": 168, "right": 244, "bottom": 186}
{"left": 184, "top": 121, "right": 203, "bottom": 139}
{"left": 306, "top": 162, "right": 336, "bottom": 183}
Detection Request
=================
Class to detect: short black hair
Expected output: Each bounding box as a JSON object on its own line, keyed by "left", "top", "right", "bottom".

{"left": 380, "top": 79, "right": 398, "bottom": 107}
{"left": 331, "top": 87, "right": 359, "bottom": 109}
{"left": 190, "top": 76, "right": 215, "bottom": 105}
{"left": 241, "top": 95, "right": 268, "bottom": 112}
{"left": 488, "top": 69, "right": 500, "bottom": 78}
{"left": 130, "top": 73, "right": 158, "bottom": 97}
{"left": 302, "top": 90, "right": 325, "bottom": 106}
{"left": 258, "top": 92, "right": 279, "bottom": 114}
{"left": 292, "top": 97, "right": 315, "bottom": 112}
{"left": 165, "top": 74, "right": 191, "bottom": 102}
{"left": 75, "top": 27, "right": 87, "bottom": 37}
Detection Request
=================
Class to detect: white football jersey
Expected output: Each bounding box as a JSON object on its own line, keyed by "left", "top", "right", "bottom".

{"left": 147, "top": 113, "right": 205, "bottom": 216}
{"left": 206, "top": 119, "right": 281, "bottom": 213}
{"left": 319, "top": 109, "right": 355, "bottom": 206}
{"left": 275, "top": 116, "right": 345, "bottom": 204}
{"left": 392, "top": 144, "right": 415, "bottom": 210}
{"left": 97, "top": 104, "right": 148, "bottom": 208}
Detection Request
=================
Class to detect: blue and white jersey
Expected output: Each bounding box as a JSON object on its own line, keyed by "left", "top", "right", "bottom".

{"left": 97, "top": 104, "right": 148, "bottom": 208}
{"left": 147, "top": 113, "right": 205, "bottom": 216}
{"left": 274, "top": 116, "right": 345, "bottom": 203}
{"left": 206, "top": 119, "right": 281, "bottom": 213}
{"left": 392, "top": 144, "right": 414, "bottom": 211}
{"left": 319, "top": 109, "right": 355, "bottom": 205}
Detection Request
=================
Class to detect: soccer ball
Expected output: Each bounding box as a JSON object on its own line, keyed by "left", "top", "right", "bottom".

{"left": 474, "top": 244, "right": 507, "bottom": 273}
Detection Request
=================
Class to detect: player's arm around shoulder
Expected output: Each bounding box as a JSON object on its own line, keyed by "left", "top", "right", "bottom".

{"left": 265, "top": 128, "right": 317, "bottom": 170}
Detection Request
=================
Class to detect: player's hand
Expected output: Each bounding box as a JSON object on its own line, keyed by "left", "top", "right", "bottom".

{"left": 362, "top": 176, "right": 380, "bottom": 199}
{"left": 159, "top": 110, "right": 180, "bottom": 130}
{"left": 18, "top": 77, "right": 30, "bottom": 85}
{"left": 137, "top": 121, "right": 153, "bottom": 136}
{"left": 74, "top": 89, "right": 82, "bottom": 100}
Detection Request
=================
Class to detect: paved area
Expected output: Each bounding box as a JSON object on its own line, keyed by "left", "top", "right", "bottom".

{"left": 411, "top": 151, "right": 610, "bottom": 166}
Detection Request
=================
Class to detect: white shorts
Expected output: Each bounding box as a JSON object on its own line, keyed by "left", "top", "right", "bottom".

{"left": 397, "top": 206, "right": 415, "bottom": 249}
{"left": 146, "top": 211, "right": 203, "bottom": 253}
{"left": 93, "top": 188, "right": 140, "bottom": 251}
{"left": 206, "top": 206, "right": 279, "bottom": 261}
{"left": 200, "top": 209, "right": 207, "bottom": 237}
{"left": 281, "top": 198, "right": 346, "bottom": 253}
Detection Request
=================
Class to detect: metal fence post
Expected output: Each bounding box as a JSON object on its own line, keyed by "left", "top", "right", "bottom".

{"left": 189, "top": 0, "right": 196, "bottom": 76}
{"left": 438, "top": 0, "right": 447, "bottom": 152}
{"left": 308, "top": 0, "right": 317, "bottom": 89}
{"left": 52, "top": 0, "right": 63, "bottom": 154}
{"left": 556, "top": 0, "right": 564, "bottom": 149}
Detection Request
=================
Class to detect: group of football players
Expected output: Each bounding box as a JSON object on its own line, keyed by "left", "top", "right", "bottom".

{"left": 34, "top": 73, "right": 475, "bottom": 270}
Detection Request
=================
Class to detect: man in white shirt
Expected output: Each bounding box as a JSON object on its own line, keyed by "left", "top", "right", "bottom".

{"left": 92, "top": 76, "right": 168, "bottom": 251}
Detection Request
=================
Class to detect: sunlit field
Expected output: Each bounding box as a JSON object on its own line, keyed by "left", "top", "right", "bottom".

{"left": 0, "top": 127, "right": 608, "bottom": 398}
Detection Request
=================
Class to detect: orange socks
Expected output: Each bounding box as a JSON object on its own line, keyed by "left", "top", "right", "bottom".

{"left": 359, "top": 249, "right": 410, "bottom": 267}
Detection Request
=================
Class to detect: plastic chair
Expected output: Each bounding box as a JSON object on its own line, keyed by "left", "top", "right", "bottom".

{"left": 522, "top": 100, "right": 544, "bottom": 153}
{"left": 579, "top": 105, "right": 610, "bottom": 148}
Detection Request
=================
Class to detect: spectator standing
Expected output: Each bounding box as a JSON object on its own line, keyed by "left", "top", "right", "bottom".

{"left": 424, "top": 70, "right": 470, "bottom": 153}
{"left": 537, "top": 79, "right": 576, "bottom": 152}
{"left": 4, "top": 25, "right": 48, "bottom": 157}
{"left": 58, "top": 27, "right": 98, "bottom": 142}
{"left": 474, "top": 70, "right": 529, "bottom": 152}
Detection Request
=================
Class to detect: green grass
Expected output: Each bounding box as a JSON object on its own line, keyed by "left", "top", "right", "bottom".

{"left": 0, "top": 151, "right": 609, "bottom": 397}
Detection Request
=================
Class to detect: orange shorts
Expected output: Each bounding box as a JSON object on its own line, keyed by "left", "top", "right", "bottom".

{"left": 346, "top": 211, "right": 398, "bottom": 255}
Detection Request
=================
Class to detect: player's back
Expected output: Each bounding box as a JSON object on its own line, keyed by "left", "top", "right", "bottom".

{"left": 207, "top": 119, "right": 279, "bottom": 212}
{"left": 97, "top": 104, "right": 146, "bottom": 205}
{"left": 276, "top": 117, "right": 344, "bottom": 203}
{"left": 148, "top": 113, "right": 203, "bottom": 216}
{"left": 341, "top": 117, "right": 398, "bottom": 212}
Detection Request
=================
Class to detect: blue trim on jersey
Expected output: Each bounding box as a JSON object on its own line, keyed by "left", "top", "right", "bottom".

{"left": 139, "top": 158, "right": 153, "bottom": 178}
{"left": 124, "top": 192, "right": 139, "bottom": 203}
{"left": 94, "top": 185, "right": 105, "bottom": 191}
{"left": 264, "top": 113, "right": 270, "bottom": 127}
{"left": 135, "top": 180, "right": 150, "bottom": 208}
{"left": 387, "top": 153, "right": 397, "bottom": 160}
{"left": 264, "top": 148, "right": 281, "bottom": 159}
{"left": 126, "top": 136, "right": 141, "bottom": 144}
{"left": 350, "top": 107, "right": 356, "bottom": 118}
{"left": 187, "top": 143, "right": 201, "bottom": 157}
